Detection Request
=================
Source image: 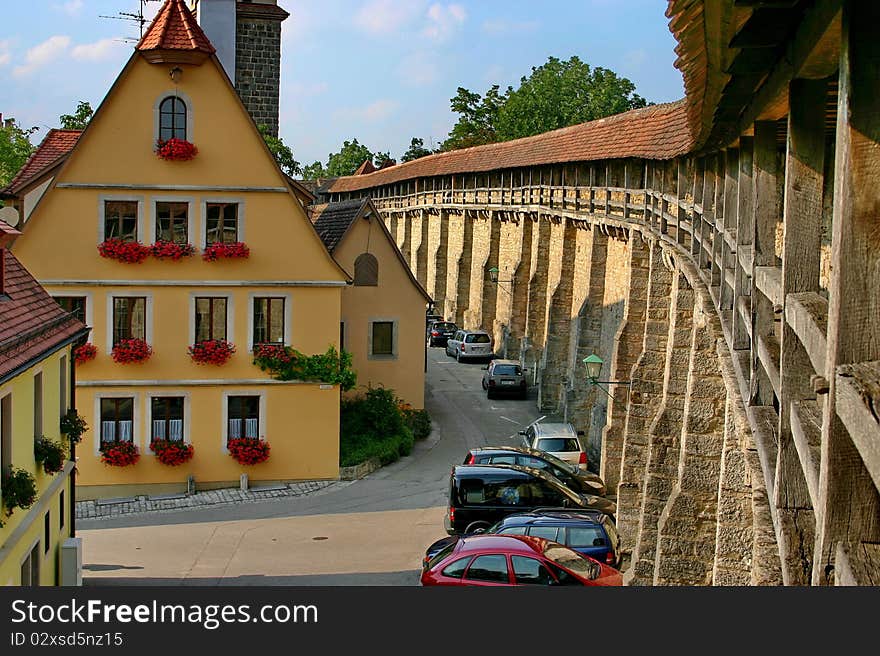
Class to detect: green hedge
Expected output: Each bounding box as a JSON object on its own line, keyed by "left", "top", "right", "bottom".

{"left": 340, "top": 387, "right": 423, "bottom": 467}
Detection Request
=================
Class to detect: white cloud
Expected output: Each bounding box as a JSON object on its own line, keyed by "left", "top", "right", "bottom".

{"left": 71, "top": 38, "right": 126, "bottom": 62}
{"left": 56, "top": 0, "right": 83, "bottom": 16}
{"left": 355, "top": 0, "right": 425, "bottom": 35}
{"left": 481, "top": 19, "right": 539, "bottom": 35}
{"left": 421, "top": 3, "right": 466, "bottom": 42}
{"left": 335, "top": 99, "right": 399, "bottom": 123}
{"left": 396, "top": 51, "right": 440, "bottom": 87}
{"left": 289, "top": 81, "right": 329, "bottom": 97}
{"left": 0, "top": 40, "right": 11, "bottom": 67}
{"left": 13, "top": 35, "right": 71, "bottom": 78}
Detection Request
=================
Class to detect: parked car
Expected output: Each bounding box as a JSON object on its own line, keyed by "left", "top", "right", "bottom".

{"left": 463, "top": 446, "right": 606, "bottom": 496}
{"left": 481, "top": 359, "right": 527, "bottom": 399}
{"left": 444, "top": 464, "right": 616, "bottom": 535}
{"left": 425, "top": 508, "right": 620, "bottom": 568}
{"left": 427, "top": 321, "right": 458, "bottom": 347}
{"left": 445, "top": 329, "right": 494, "bottom": 362}
{"left": 520, "top": 420, "right": 589, "bottom": 471}
{"left": 420, "top": 534, "right": 621, "bottom": 586}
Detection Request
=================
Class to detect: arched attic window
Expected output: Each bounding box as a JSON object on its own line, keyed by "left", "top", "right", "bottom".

{"left": 354, "top": 253, "right": 379, "bottom": 286}
{"left": 159, "top": 96, "right": 187, "bottom": 141}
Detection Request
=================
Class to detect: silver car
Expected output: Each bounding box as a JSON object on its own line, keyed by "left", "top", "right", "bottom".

{"left": 481, "top": 359, "right": 527, "bottom": 399}
{"left": 520, "top": 421, "right": 589, "bottom": 471}
{"left": 445, "top": 329, "right": 494, "bottom": 362}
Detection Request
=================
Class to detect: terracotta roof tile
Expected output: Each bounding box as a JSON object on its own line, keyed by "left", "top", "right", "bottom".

{"left": 354, "top": 160, "right": 377, "bottom": 176}
{"left": 0, "top": 246, "right": 87, "bottom": 382}
{"left": 309, "top": 199, "right": 368, "bottom": 253}
{"left": 325, "top": 101, "right": 694, "bottom": 194}
{"left": 137, "top": 0, "right": 215, "bottom": 55}
{"left": 1, "top": 129, "right": 81, "bottom": 196}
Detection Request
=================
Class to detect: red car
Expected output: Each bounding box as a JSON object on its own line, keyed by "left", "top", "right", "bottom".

{"left": 420, "top": 534, "right": 622, "bottom": 586}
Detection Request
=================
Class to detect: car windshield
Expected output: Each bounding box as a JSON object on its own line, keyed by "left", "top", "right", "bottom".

{"left": 434, "top": 323, "right": 455, "bottom": 330}
{"left": 534, "top": 450, "right": 579, "bottom": 473}
{"left": 543, "top": 543, "right": 600, "bottom": 580}
{"left": 427, "top": 540, "right": 458, "bottom": 569}
{"left": 492, "top": 365, "right": 521, "bottom": 376}
{"left": 537, "top": 438, "right": 581, "bottom": 452}
{"left": 465, "top": 334, "right": 491, "bottom": 343}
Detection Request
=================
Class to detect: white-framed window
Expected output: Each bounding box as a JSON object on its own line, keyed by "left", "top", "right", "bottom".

{"left": 98, "top": 195, "right": 145, "bottom": 245}
{"left": 247, "top": 293, "right": 291, "bottom": 352}
{"left": 149, "top": 197, "right": 196, "bottom": 246}
{"left": 153, "top": 90, "right": 194, "bottom": 144}
{"left": 19, "top": 538, "right": 41, "bottom": 587}
{"left": 53, "top": 293, "right": 94, "bottom": 340}
{"left": 189, "top": 293, "right": 234, "bottom": 345}
{"left": 106, "top": 293, "right": 153, "bottom": 351}
{"left": 201, "top": 199, "right": 245, "bottom": 247}
{"left": 95, "top": 394, "right": 139, "bottom": 453}
{"left": 147, "top": 393, "right": 191, "bottom": 448}
{"left": 368, "top": 318, "right": 398, "bottom": 360}
{"left": 221, "top": 391, "right": 266, "bottom": 451}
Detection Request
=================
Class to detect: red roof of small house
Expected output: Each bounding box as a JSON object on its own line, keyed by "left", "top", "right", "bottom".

{"left": 0, "top": 236, "right": 88, "bottom": 382}
{"left": 137, "top": 0, "right": 215, "bottom": 55}
{"left": 1, "top": 129, "right": 81, "bottom": 197}
{"left": 324, "top": 101, "right": 693, "bottom": 194}
{"left": 353, "top": 160, "right": 377, "bottom": 176}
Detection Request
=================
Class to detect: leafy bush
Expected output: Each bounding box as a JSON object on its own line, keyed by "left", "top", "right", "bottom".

{"left": 60, "top": 410, "right": 89, "bottom": 444}
{"left": 339, "top": 388, "right": 425, "bottom": 467}
{"left": 402, "top": 408, "right": 431, "bottom": 440}
{"left": 253, "top": 345, "right": 356, "bottom": 391}
{"left": 1, "top": 467, "right": 37, "bottom": 517}
{"left": 34, "top": 436, "right": 66, "bottom": 474}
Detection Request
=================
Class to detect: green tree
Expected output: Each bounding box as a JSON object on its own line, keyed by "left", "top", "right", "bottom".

{"left": 373, "top": 151, "right": 394, "bottom": 168}
{"left": 302, "top": 161, "right": 328, "bottom": 180}
{"left": 0, "top": 118, "right": 37, "bottom": 188}
{"left": 325, "top": 139, "right": 374, "bottom": 178}
{"left": 441, "top": 56, "right": 650, "bottom": 151}
{"left": 401, "top": 137, "right": 434, "bottom": 162}
{"left": 258, "top": 124, "right": 302, "bottom": 177}
{"left": 59, "top": 101, "right": 94, "bottom": 130}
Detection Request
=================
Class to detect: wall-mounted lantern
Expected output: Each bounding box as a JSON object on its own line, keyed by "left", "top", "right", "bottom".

{"left": 582, "top": 353, "right": 631, "bottom": 398}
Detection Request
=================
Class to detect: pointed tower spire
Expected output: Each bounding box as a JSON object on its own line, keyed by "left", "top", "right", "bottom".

{"left": 137, "top": 0, "right": 216, "bottom": 64}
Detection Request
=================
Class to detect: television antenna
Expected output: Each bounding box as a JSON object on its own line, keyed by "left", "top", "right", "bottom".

{"left": 99, "top": 1, "right": 164, "bottom": 42}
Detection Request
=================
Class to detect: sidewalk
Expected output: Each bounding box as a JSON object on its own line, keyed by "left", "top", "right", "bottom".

{"left": 76, "top": 479, "right": 349, "bottom": 521}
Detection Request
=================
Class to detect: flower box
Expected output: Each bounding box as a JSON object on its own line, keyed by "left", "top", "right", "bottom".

{"left": 227, "top": 437, "right": 270, "bottom": 465}
{"left": 188, "top": 339, "right": 236, "bottom": 365}
{"left": 151, "top": 240, "right": 195, "bottom": 261}
{"left": 74, "top": 342, "right": 98, "bottom": 365}
{"left": 156, "top": 138, "right": 198, "bottom": 161}
{"left": 202, "top": 242, "right": 250, "bottom": 262}
{"left": 111, "top": 338, "right": 153, "bottom": 364}
{"left": 150, "top": 439, "right": 194, "bottom": 466}
{"left": 100, "top": 441, "right": 140, "bottom": 467}
{"left": 98, "top": 238, "right": 151, "bottom": 264}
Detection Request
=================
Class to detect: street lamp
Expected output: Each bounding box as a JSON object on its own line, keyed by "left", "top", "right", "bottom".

{"left": 487, "top": 267, "right": 513, "bottom": 295}
{"left": 582, "top": 353, "right": 631, "bottom": 398}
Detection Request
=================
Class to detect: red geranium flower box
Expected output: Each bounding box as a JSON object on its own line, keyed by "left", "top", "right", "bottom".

{"left": 98, "top": 238, "right": 151, "bottom": 264}
{"left": 150, "top": 439, "right": 194, "bottom": 466}
{"left": 101, "top": 441, "right": 140, "bottom": 467}
{"left": 112, "top": 338, "right": 153, "bottom": 364}
{"left": 74, "top": 343, "right": 98, "bottom": 365}
{"left": 202, "top": 242, "right": 250, "bottom": 262}
{"left": 188, "top": 339, "right": 236, "bottom": 365}
{"left": 156, "top": 138, "right": 198, "bottom": 161}
{"left": 151, "top": 240, "right": 196, "bottom": 261}
{"left": 227, "top": 437, "right": 270, "bottom": 465}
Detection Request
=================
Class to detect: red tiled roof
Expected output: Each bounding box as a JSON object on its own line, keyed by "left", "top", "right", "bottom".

{"left": 1, "top": 129, "right": 81, "bottom": 196}
{"left": 137, "top": 0, "right": 215, "bottom": 55}
{"left": 325, "top": 101, "right": 694, "bottom": 194}
{"left": 354, "top": 160, "right": 377, "bottom": 176}
{"left": 0, "top": 246, "right": 88, "bottom": 382}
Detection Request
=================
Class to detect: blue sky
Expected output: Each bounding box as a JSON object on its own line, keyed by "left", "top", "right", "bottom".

{"left": 0, "top": 1, "right": 684, "bottom": 167}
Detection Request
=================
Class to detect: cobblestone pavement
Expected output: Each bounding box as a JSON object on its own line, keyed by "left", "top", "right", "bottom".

{"left": 76, "top": 480, "right": 349, "bottom": 521}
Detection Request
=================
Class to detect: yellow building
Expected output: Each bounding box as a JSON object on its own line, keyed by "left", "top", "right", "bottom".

{"left": 8, "top": 0, "right": 348, "bottom": 499}
{"left": 0, "top": 222, "right": 89, "bottom": 585}
{"left": 311, "top": 199, "right": 431, "bottom": 409}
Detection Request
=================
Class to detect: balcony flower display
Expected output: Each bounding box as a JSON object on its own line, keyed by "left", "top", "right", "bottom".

{"left": 98, "top": 238, "right": 151, "bottom": 264}
{"left": 227, "top": 437, "right": 270, "bottom": 465}
{"left": 156, "top": 137, "right": 198, "bottom": 161}
{"left": 188, "top": 339, "right": 236, "bottom": 365}
{"left": 202, "top": 242, "right": 250, "bottom": 262}
{"left": 74, "top": 342, "right": 98, "bottom": 365}
{"left": 100, "top": 441, "right": 140, "bottom": 467}
{"left": 151, "top": 240, "right": 195, "bottom": 261}
{"left": 150, "top": 439, "right": 194, "bottom": 466}
{"left": 111, "top": 338, "right": 153, "bottom": 364}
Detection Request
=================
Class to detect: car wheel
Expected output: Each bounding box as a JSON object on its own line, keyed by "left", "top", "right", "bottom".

{"left": 465, "top": 521, "right": 491, "bottom": 534}
{"left": 481, "top": 379, "right": 487, "bottom": 390}
{"left": 487, "top": 389, "right": 494, "bottom": 400}
{"left": 456, "top": 350, "right": 462, "bottom": 363}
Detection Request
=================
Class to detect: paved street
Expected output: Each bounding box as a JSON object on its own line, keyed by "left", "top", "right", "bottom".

{"left": 80, "top": 346, "right": 546, "bottom": 585}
